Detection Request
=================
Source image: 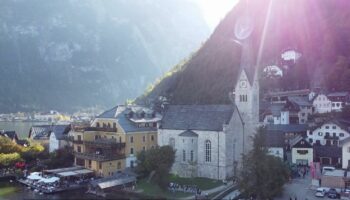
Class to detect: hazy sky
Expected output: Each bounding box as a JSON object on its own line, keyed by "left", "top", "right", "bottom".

{"left": 194, "top": 0, "right": 239, "bottom": 29}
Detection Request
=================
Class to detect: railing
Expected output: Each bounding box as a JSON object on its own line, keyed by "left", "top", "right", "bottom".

{"left": 84, "top": 139, "right": 125, "bottom": 148}
{"left": 84, "top": 127, "right": 117, "bottom": 132}
{"left": 74, "top": 152, "right": 125, "bottom": 162}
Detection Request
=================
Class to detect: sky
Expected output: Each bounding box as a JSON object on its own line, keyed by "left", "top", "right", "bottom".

{"left": 194, "top": 0, "right": 239, "bottom": 29}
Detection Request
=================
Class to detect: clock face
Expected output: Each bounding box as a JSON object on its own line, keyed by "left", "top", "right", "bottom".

{"left": 240, "top": 80, "right": 247, "bottom": 88}
{"left": 234, "top": 15, "right": 254, "bottom": 40}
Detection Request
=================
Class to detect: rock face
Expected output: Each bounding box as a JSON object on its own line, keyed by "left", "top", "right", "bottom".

{"left": 140, "top": 0, "right": 350, "bottom": 105}
{"left": 0, "top": 0, "right": 210, "bottom": 112}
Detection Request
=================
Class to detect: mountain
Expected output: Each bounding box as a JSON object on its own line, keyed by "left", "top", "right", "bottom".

{"left": 138, "top": 0, "right": 350, "bottom": 105}
{"left": 0, "top": 0, "right": 210, "bottom": 113}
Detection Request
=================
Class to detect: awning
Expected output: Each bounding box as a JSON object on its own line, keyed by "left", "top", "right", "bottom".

{"left": 74, "top": 169, "right": 94, "bottom": 175}
{"left": 27, "top": 172, "right": 42, "bottom": 180}
{"left": 97, "top": 177, "right": 136, "bottom": 189}
{"left": 57, "top": 171, "right": 78, "bottom": 177}
{"left": 38, "top": 177, "right": 60, "bottom": 183}
{"left": 44, "top": 166, "right": 84, "bottom": 174}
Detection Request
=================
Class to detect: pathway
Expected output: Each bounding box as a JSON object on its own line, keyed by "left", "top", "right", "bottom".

{"left": 182, "top": 181, "right": 234, "bottom": 200}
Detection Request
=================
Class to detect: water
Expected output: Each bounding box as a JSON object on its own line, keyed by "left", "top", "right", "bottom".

{"left": 0, "top": 122, "right": 50, "bottom": 139}
{"left": 0, "top": 181, "right": 137, "bottom": 200}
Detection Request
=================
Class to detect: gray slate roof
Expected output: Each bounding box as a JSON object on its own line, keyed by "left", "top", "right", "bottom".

{"left": 266, "top": 124, "right": 309, "bottom": 133}
{"left": 97, "top": 106, "right": 158, "bottom": 133}
{"left": 264, "top": 131, "right": 285, "bottom": 147}
{"left": 29, "top": 125, "right": 70, "bottom": 140}
{"left": 160, "top": 105, "right": 234, "bottom": 131}
{"left": 287, "top": 96, "right": 312, "bottom": 107}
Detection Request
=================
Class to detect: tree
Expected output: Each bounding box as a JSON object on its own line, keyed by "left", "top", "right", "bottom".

{"left": 136, "top": 146, "right": 175, "bottom": 188}
{"left": 238, "top": 127, "right": 290, "bottom": 199}
{"left": 0, "top": 153, "right": 23, "bottom": 168}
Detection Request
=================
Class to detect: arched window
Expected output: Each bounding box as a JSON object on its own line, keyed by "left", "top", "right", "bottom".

{"left": 96, "top": 122, "right": 100, "bottom": 128}
{"left": 205, "top": 140, "right": 211, "bottom": 162}
{"left": 169, "top": 138, "right": 175, "bottom": 149}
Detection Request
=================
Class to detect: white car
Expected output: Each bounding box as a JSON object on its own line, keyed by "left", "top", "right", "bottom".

{"left": 315, "top": 188, "right": 326, "bottom": 198}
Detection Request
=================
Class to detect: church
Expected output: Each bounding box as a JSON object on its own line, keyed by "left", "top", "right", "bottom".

{"left": 157, "top": 67, "right": 260, "bottom": 180}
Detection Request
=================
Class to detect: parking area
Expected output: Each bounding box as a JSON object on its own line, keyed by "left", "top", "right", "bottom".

{"left": 275, "top": 174, "right": 349, "bottom": 200}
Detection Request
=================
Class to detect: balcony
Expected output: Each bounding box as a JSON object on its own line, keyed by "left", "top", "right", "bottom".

{"left": 84, "top": 138, "right": 126, "bottom": 149}
{"left": 74, "top": 152, "right": 125, "bottom": 162}
{"left": 84, "top": 127, "right": 117, "bottom": 132}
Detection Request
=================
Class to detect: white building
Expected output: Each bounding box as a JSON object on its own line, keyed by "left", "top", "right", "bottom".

{"left": 341, "top": 137, "right": 350, "bottom": 169}
{"left": 48, "top": 125, "right": 71, "bottom": 152}
{"left": 158, "top": 68, "right": 259, "bottom": 180}
{"left": 312, "top": 94, "right": 332, "bottom": 114}
{"left": 328, "top": 92, "right": 350, "bottom": 112}
{"left": 290, "top": 136, "right": 313, "bottom": 166}
{"left": 307, "top": 120, "right": 350, "bottom": 146}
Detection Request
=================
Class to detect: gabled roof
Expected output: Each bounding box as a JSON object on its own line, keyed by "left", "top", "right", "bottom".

{"left": 30, "top": 124, "right": 70, "bottom": 140}
{"left": 179, "top": 130, "right": 198, "bottom": 137}
{"left": 97, "top": 105, "right": 159, "bottom": 133}
{"left": 290, "top": 136, "right": 312, "bottom": 148}
{"left": 160, "top": 105, "right": 234, "bottom": 132}
{"left": 51, "top": 125, "right": 71, "bottom": 140}
{"left": 0, "top": 131, "right": 18, "bottom": 141}
{"left": 287, "top": 96, "right": 312, "bottom": 107}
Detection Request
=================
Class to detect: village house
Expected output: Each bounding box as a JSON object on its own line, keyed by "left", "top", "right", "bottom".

{"left": 262, "top": 96, "right": 312, "bottom": 125}
{"left": 327, "top": 92, "right": 350, "bottom": 112}
{"left": 71, "top": 105, "right": 161, "bottom": 178}
{"left": 48, "top": 125, "right": 71, "bottom": 152}
{"left": 290, "top": 136, "right": 313, "bottom": 166}
{"left": 29, "top": 124, "right": 70, "bottom": 149}
{"left": 312, "top": 93, "right": 332, "bottom": 114}
{"left": 90, "top": 105, "right": 160, "bottom": 168}
{"left": 307, "top": 120, "right": 350, "bottom": 146}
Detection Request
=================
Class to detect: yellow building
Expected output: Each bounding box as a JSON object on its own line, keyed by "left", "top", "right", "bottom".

{"left": 71, "top": 127, "right": 126, "bottom": 177}
{"left": 91, "top": 105, "right": 161, "bottom": 168}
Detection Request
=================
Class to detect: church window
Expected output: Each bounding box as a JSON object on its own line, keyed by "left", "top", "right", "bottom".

{"left": 169, "top": 138, "right": 175, "bottom": 149}
{"left": 182, "top": 150, "right": 186, "bottom": 162}
{"left": 190, "top": 150, "right": 194, "bottom": 161}
{"left": 205, "top": 140, "right": 211, "bottom": 162}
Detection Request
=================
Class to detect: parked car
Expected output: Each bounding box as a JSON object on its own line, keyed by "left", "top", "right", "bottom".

{"left": 315, "top": 188, "right": 326, "bottom": 198}
{"left": 327, "top": 188, "right": 340, "bottom": 199}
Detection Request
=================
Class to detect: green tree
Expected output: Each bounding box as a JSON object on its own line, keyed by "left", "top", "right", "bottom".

{"left": 0, "top": 152, "right": 23, "bottom": 168}
{"left": 238, "top": 127, "right": 290, "bottom": 199}
{"left": 136, "top": 146, "right": 175, "bottom": 188}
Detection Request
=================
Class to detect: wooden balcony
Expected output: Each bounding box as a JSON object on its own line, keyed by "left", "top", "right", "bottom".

{"left": 74, "top": 152, "right": 125, "bottom": 162}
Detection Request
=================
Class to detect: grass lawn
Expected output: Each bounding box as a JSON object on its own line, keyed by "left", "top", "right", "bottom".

{"left": 168, "top": 174, "right": 223, "bottom": 190}
{"left": 136, "top": 179, "right": 191, "bottom": 199}
{"left": 136, "top": 175, "right": 224, "bottom": 198}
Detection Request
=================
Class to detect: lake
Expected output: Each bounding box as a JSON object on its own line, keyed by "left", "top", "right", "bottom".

{"left": 0, "top": 122, "right": 50, "bottom": 139}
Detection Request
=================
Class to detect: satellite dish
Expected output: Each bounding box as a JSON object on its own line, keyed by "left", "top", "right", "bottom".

{"left": 234, "top": 15, "right": 254, "bottom": 40}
